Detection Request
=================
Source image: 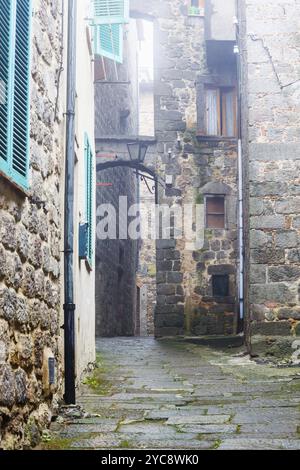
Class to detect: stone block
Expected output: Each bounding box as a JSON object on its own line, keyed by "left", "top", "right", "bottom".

{"left": 172, "top": 261, "right": 181, "bottom": 271}
{"left": 250, "top": 321, "right": 291, "bottom": 336}
{"left": 249, "top": 230, "right": 272, "bottom": 249}
{"left": 207, "top": 264, "right": 235, "bottom": 275}
{"left": 287, "top": 249, "right": 300, "bottom": 263}
{"left": 156, "top": 304, "right": 184, "bottom": 315}
{"left": 250, "top": 248, "right": 285, "bottom": 265}
{"left": 250, "top": 283, "right": 295, "bottom": 304}
{"left": 0, "top": 364, "right": 15, "bottom": 407}
{"left": 156, "top": 239, "right": 176, "bottom": 249}
{"left": 167, "top": 272, "right": 183, "bottom": 283}
{"left": 156, "top": 272, "right": 166, "bottom": 284}
{"left": 15, "top": 369, "right": 27, "bottom": 405}
{"left": 274, "top": 231, "right": 298, "bottom": 249}
{"left": 250, "top": 216, "right": 285, "bottom": 230}
{"left": 157, "top": 261, "right": 172, "bottom": 272}
{"left": 157, "top": 285, "right": 176, "bottom": 296}
{"left": 155, "top": 327, "right": 184, "bottom": 337}
{"left": 250, "top": 265, "right": 267, "bottom": 284}
{"left": 278, "top": 308, "right": 300, "bottom": 320}
{"left": 155, "top": 314, "right": 184, "bottom": 328}
{"left": 249, "top": 143, "right": 300, "bottom": 162}
{"left": 268, "top": 266, "right": 300, "bottom": 282}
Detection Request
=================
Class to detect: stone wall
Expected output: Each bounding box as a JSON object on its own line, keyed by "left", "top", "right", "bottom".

{"left": 137, "top": 184, "right": 156, "bottom": 336}
{"left": 240, "top": 0, "right": 300, "bottom": 355}
{"left": 95, "top": 20, "right": 139, "bottom": 140}
{"left": 0, "top": 0, "right": 64, "bottom": 449}
{"left": 95, "top": 164, "right": 138, "bottom": 337}
{"left": 131, "top": 0, "right": 239, "bottom": 337}
{"left": 95, "top": 20, "right": 140, "bottom": 337}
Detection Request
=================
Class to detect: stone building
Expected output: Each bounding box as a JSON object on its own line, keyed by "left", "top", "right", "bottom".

{"left": 128, "top": 0, "right": 240, "bottom": 338}
{"left": 94, "top": 0, "right": 300, "bottom": 353}
{"left": 94, "top": 19, "right": 139, "bottom": 337}
{"left": 95, "top": 16, "right": 158, "bottom": 337}
{"left": 239, "top": 0, "right": 300, "bottom": 354}
{"left": 0, "top": 0, "right": 96, "bottom": 449}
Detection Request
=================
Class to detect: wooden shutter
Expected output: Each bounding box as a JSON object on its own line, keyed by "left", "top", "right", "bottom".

{"left": 94, "top": 0, "right": 129, "bottom": 25}
{"left": 0, "top": 0, "right": 31, "bottom": 190}
{"left": 85, "top": 134, "right": 94, "bottom": 265}
{"left": 0, "top": 0, "right": 14, "bottom": 177}
{"left": 94, "top": 23, "right": 123, "bottom": 63}
{"left": 205, "top": 87, "right": 220, "bottom": 136}
{"left": 206, "top": 196, "right": 225, "bottom": 229}
{"left": 11, "top": 0, "right": 31, "bottom": 188}
{"left": 221, "top": 88, "right": 237, "bottom": 137}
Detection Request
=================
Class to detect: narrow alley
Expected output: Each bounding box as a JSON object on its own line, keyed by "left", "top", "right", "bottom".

{"left": 44, "top": 338, "right": 300, "bottom": 450}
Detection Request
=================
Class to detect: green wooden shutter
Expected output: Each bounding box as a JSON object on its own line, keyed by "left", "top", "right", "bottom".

{"left": 84, "top": 134, "right": 94, "bottom": 265}
{"left": 94, "top": 23, "right": 123, "bottom": 63}
{"left": 0, "top": 0, "right": 14, "bottom": 176}
{"left": 11, "top": 0, "right": 31, "bottom": 188}
{"left": 94, "top": 0, "right": 129, "bottom": 25}
{"left": 0, "top": 0, "right": 31, "bottom": 190}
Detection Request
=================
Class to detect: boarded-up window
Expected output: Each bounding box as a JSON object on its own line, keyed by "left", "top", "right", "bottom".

{"left": 205, "top": 86, "right": 237, "bottom": 137}
{"left": 206, "top": 196, "right": 225, "bottom": 229}
{"left": 212, "top": 275, "right": 229, "bottom": 297}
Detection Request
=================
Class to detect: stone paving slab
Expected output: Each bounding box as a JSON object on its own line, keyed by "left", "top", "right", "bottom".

{"left": 218, "top": 439, "right": 300, "bottom": 450}
{"left": 45, "top": 337, "right": 300, "bottom": 451}
{"left": 166, "top": 415, "right": 231, "bottom": 425}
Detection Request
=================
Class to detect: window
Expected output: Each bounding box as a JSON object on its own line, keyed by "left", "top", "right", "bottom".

{"left": 212, "top": 275, "right": 229, "bottom": 297}
{"left": 84, "top": 134, "right": 94, "bottom": 266}
{"left": 189, "top": 0, "right": 205, "bottom": 16}
{"left": 205, "top": 86, "right": 237, "bottom": 137}
{"left": 0, "top": 0, "right": 32, "bottom": 190}
{"left": 206, "top": 196, "right": 225, "bottom": 229}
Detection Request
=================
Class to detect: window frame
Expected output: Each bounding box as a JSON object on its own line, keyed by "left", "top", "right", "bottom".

{"left": 205, "top": 195, "right": 226, "bottom": 229}
{"left": 84, "top": 133, "right": 95, "bottom": 268}
{"left": 204, "top": 85, "right": 237, "bottom": 138}
{"left": 0, "top": 0, "right": 32, "bottom": 191}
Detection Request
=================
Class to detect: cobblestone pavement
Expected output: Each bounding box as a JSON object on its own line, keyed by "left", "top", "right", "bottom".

{"left": 46, "top": 338, "right": 300, "bottom": 450}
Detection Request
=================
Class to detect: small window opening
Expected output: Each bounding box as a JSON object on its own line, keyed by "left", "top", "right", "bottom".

{"left": 212, "top": 275, "right": 229, "bottom": 297}
{"left": 205, "top": 86, "right": 237, "bottom": 137}
{"left": 206, "top": 196, "right": 225, "bottom": 229}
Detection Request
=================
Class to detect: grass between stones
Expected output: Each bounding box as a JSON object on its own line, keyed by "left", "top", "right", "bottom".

{"left": 82, "top": 353, "right": 115, "bottom": 396}
{"left": 40, "top": 432, "right": 99, "bottom": 450}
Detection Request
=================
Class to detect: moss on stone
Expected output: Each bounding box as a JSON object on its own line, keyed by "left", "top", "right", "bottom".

{"left": 82, "top": 354, "right": 114, "bottom": 396}
{"left": 119, "top": 440, "right": 132, "bottom": 449}
{"left": 211, "top": 439, "right": 222, "bottom": 449}
{"left": 148, "top": 264, "right": 156, "bottom": 277}
{"left": 195, "top": 193, "right": 204, "bottom": 205}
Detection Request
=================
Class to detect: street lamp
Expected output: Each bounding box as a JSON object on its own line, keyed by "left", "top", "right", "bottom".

{"left": 127, "top": 141, "right": 148, "bottom": 163}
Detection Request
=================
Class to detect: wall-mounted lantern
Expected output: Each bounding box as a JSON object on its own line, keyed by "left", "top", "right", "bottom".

{"left": 127, "top": 141, "right": 149, "bottom": 164}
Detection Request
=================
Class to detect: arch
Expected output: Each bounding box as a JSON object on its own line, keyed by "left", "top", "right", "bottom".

{"left": 96, "top": 160, "right": 159, "bottom": 204}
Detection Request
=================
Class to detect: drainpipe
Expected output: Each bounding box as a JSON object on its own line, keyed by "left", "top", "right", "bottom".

{"left": 63, "top": 0, "right": 77, "bottom": 405}
{"left": 235, "top": 1, "right": 244, "bottom": 327}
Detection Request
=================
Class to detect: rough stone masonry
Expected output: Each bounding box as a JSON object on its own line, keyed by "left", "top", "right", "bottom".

{"left": 240, "top": 0, "right": 300, "bottom": 354}
{"left": 131, "top": 0, "right": 239, "bottom": 337}
{"left": 0, "top": 0, "right": 64, "bottom": 449}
